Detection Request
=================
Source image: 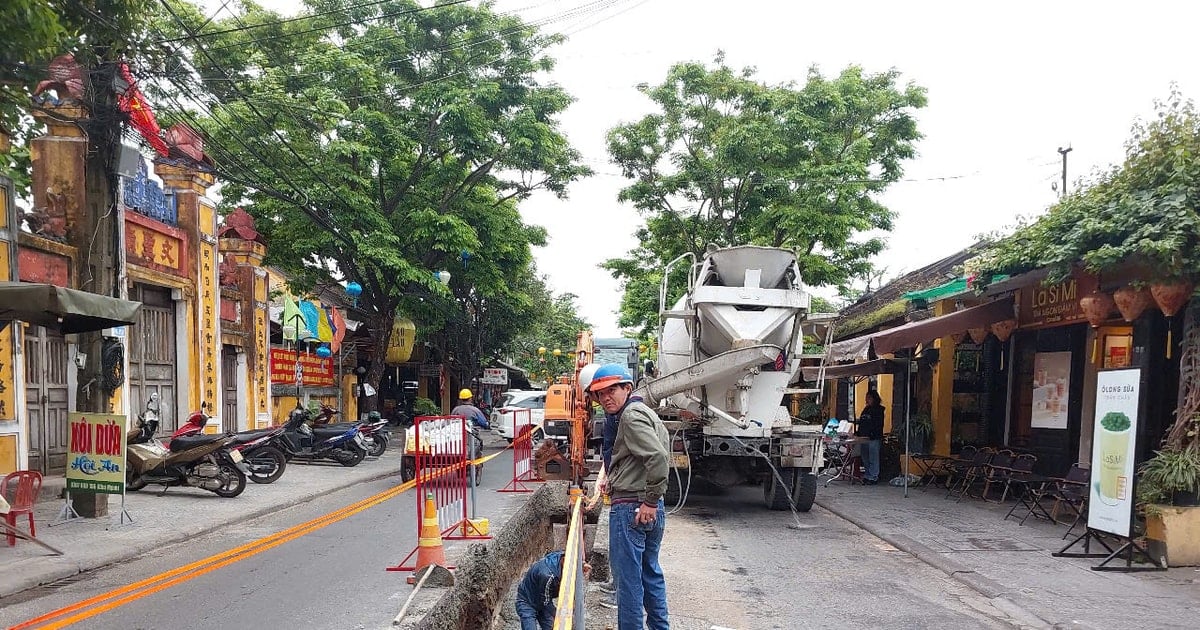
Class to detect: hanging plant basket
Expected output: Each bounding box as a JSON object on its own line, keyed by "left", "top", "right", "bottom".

{"left": 990, "top": 319, "right": 1018, "bottom": 343}
{"left": 1151, "top": 281, "right": 1194, "bottom": 317}
{"left": 967, "top": 327, "right": 989, "bottom": 345}
{"left": 1080, "top": 290, "right": 1116, "bottom": 327}
{"left": 1113, "top": 285, "right": 1153, "bottom": 322}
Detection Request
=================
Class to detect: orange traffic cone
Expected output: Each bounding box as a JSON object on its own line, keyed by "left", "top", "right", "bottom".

{"left": 409, "top": 492, "right": 447, "bottom": 584}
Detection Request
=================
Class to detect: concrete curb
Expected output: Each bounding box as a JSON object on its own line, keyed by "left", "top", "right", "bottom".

{"left": 815, "top": 497, "right": 1056, "bottom": 629}
{"left": 0, "top": 466, "right": 400, "bottom": 600}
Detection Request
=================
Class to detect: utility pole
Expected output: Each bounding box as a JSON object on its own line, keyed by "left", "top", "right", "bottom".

{"left": 1057, "top": 146, "right": 1073, "bottom": 199}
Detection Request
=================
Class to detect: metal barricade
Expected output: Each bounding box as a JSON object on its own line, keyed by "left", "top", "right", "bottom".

{"left": 499, "top": 408, "right": 542, "bottom": 493}
{"left": 387, "top": 415, "right": 489, "bottom": 573}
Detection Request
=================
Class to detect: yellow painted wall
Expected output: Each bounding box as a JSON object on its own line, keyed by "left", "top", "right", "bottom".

{"left": 878, "top": 373, "right": 895, "bottom": 433}
{"left": 931, "top": 299, "right": 956, "bottom": 456}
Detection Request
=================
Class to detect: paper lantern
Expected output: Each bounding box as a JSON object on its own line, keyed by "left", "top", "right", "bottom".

{"left": 1079, "top": 291, "right": 1115, "bottom": 328}
{"left": 1113, "top": 285, "right": 1152, "bottom": 322}
{"left": 990, "top": 319, "right": 1018, "bottom": 343}
{"left": 967, "top": 327, "right": 989, "bottom": 345}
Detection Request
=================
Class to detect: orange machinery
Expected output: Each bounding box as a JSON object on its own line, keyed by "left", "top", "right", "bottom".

{"left": 536, "top": 330, "right": 595, "bottom": 486}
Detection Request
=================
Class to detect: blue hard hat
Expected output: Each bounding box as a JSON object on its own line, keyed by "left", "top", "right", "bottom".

{"left": 587, "top": 363, "right": 633, "bottom": 392}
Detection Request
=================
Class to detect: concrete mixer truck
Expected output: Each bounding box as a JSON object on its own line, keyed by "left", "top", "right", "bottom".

{"left": 633, "top": 245, "right": 836, "bottom": 511}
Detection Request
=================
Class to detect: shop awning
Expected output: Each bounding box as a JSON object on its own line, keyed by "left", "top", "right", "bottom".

{"left": 828, "top": 296, "right": 1015, "bottom": 359}
{"left": 0, "top": 281, "right": 141, "bottom": 334}
{"left": 802, "top": 358, "right": 903, "bottom": 381}
{"left": 902, "top": 275, "right": 1009, "bottom": 303}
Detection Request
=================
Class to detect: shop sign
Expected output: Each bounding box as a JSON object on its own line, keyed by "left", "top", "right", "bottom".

{"left": 1018, "top": 272, "right": 1098, "bottom": 328}
{"left": 1031, "top": 352, "right": 1071, "bottom": 430}
{"left": 1088, "top": 368, "right": 1141, "bottom": 538}
{"left": 269, "top": 348, "right": 334, "bottom": 387}
{"left": 481, "top": 368, "right": 508, "bottom": 385}
{"left": 66, "top": 413, "right": 127, "bottom": 494}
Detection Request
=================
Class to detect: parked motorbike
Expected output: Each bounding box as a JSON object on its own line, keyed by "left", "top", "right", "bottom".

{"left": 171, "top": 413, "right": 289, "bottom": 485}
{"left": 311, "top": 406, "right": 389, "bottom": 458}
{"left": 125, "top": 394, "right": 249, "bottom": 497}
{"left": 278, "top": 406, "right": 369, "bottom": 467}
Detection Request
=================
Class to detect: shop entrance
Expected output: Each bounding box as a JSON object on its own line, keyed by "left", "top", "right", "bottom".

{"left": 23, "top": 326, "right": 69, "bottom": 475}
{"left": 221, "top": 346, "right": 239, "bottom": 433}
{"left": 129, "top": 284, "right": 178, "bottom": 432}
{"left": 1010, "top": 324, "right": 1087, "bottom": 476}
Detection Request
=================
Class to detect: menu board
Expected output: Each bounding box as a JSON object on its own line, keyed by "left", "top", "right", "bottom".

{"left": 1087, "top": 369, "right": 1141, "bottom": 538}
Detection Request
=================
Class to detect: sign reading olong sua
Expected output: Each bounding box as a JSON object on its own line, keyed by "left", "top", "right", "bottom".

{"left": 66, "top": 413, "right": 128, "bottom": 494}
{"left": 1088, "top": 369, "right": 1141, "bottom": 538}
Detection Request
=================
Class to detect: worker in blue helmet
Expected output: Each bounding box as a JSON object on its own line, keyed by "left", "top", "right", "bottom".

{"left": 587, "top": 363, "right": 670, "bottom": 630}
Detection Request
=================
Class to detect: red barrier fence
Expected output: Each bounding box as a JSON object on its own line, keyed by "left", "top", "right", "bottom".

{"left": 386, "top": 415, "right": 490, "bottom": 573}
{"left": 498, "top": 409, "right": 542, "bottom": 493}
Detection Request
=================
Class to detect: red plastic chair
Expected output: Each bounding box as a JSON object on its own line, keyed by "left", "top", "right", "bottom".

{"left": 3, "top": 470, "right": 42, "bottom": 546}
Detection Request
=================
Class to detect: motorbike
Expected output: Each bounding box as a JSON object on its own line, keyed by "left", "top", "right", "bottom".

{"left": 171, "top": 413, "right": 289, "bottom": 485}
{"left": 278, "top": 406, "right": 369, "bottom": 467}
{"left": 125, "top": 394, "right": 249, "bottom": 497}
{"left": 312, "top": 406, "right": 389, "bottom": 458}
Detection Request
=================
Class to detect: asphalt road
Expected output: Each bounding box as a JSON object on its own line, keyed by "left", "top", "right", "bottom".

{"left": 0, "top": 442, "right": 528, "bottom": 630}
{"left": 652, "top": 480, "right": 1028, "bottom": 630}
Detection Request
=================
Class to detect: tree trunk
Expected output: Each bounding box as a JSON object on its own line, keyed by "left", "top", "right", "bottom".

{"left": 362, "top": 310, "right": 396, "bottom": 414}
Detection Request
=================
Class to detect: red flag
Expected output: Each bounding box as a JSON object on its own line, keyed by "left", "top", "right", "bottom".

{"left": 330, "top": 307, "right": 347, "bottom": 354}
{"left": 116, "top": 63, "right": 169, "bottom": 155}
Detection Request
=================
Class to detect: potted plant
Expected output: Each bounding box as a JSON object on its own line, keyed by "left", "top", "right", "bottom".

{"left": 1139, "top": 442, "right": 1200, "bottom": 566}
{"left": 891, "top": 412, "right": 933, "bottom": 455}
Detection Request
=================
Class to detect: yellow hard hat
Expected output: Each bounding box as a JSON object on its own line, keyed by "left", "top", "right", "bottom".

{"left": 458, "top": 388, "right": 473, "bottom": 400}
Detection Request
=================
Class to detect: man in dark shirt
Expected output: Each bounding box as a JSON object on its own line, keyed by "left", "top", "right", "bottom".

{"left": 515, "top": 550, "right": 590, "bottom": 630}
{"left": 855, "top": 390, "right": 886, "bottom": 484}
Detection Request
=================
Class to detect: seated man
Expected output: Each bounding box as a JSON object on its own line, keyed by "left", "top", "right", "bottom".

{"left": 515, "top": 550, "right": 590, "bottom": 630}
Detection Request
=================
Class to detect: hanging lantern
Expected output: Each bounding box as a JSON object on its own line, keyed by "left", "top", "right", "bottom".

{"left": 553, "top": 348, "right": 562, "bottom": 357}
{"left": 1151, "top": 280, "right": 1194, "bottom": 359}
{"left": 1080, "top": 290, "right": 1115, "bottom": 363}
{"left": 1113, "top": 285, "right": 1152, "bottom": 322}
{"left": 537, "top": 347, "right": 547, "bottom": 355}
{"left": 316, "top": 345, "right": 332, "bottom": 358}
{"left": 990, "top": 319, "right": 1018, "bottom": 343}
{"left": 949, "top": 331, "right": 967, "bottom": 345}
{"left": 967, "top": 327, "right": 989, "bottom": 345}
{"left": 1079, "top": 290, "right": 1115, "bottom": 328}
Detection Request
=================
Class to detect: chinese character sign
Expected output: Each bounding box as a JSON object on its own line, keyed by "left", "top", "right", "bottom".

{"left": 269, "top": 348, "right": 334, "bottom": 387}
{"left": 1088, "top": 369, "right": 1140, "bottom": 538}
{"left": 65, "top": 413, "right": 128, "bottom": 494}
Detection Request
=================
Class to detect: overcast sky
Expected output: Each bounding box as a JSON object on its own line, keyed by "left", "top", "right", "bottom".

{"left": 228, "top": 0, "right": 1200, "bottom": 336}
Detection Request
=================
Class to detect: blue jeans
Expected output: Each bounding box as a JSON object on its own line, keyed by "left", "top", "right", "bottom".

{"left": 515, "top": 598, "right": 554, "bottom": 630}
{"left": 862, "top": 439, "right": 881, "bottom": 481}
{"left": 609, "top": 501, "right": 669, "bottom": 630}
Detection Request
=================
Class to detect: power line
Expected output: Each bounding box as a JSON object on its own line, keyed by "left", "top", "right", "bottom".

{"left": 158, "top": 0, "right": 472, "bottom": 45}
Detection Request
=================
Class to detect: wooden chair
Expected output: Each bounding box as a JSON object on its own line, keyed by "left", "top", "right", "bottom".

{"left": 984, "top": 453, "right": 1038, "bottom": 503}
{"left": 3, "top": 470, "right": 42, "bottom": 547}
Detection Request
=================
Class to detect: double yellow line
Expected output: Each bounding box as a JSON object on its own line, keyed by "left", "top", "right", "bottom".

{"left": 14, "top": 448, "right": 511, "bottom": 630}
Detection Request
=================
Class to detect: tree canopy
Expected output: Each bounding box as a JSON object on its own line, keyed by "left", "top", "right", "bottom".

{"left": 603, "top": 55, "right": 927, "bottom": 333}
{"left": 968, "top": 89, "right": 1200, "bottom": 286}
{"left": 164, "top": 0, "right": 589, "bottom": 397}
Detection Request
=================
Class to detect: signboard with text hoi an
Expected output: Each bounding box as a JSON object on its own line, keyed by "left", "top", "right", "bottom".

{"left": 1018, "top": 272, "right": 1099, "bottom": 328}
{"left": 66, "top": 413, "right": 128, "bottom": 494}
{"left": 269, "top": 348, "right": 335, "bottom": 387}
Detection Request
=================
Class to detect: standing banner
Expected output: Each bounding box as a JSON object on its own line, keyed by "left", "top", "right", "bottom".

{"left": 1087, "top": 369, "right": 1140, "bottom": 538}
{"left": 66, "top": 413, "right": 128, "bottom": 494}
{"left": 1031, "top": 351, "right": 1072, "bottom": 429}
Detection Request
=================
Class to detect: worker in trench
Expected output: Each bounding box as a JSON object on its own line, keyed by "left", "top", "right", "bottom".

{"left": 515, "top": 550, "right": 591, "bottom": 630}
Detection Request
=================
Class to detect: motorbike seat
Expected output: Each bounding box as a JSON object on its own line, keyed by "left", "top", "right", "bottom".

{"left": 310, "top": 426, "right": 355, "bottom": 440}
{"left": 313, "top": 422, "right": 363, "bottom": 433}
{"left": 169, "top": 434, "right": 225, "bottom": 453}
{"left": 230, "top": 429, "right": 277, "bottom": 444}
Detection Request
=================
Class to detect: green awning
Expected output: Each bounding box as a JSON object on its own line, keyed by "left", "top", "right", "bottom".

{"left": 903, "top": 275, "right": 1008, "bottom": 302}
{"left": 0, "top": 282, "right": 141, "bottom": 334}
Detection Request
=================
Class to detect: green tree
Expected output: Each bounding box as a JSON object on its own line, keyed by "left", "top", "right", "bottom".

{"left": 166, "top": 0, "right": 588, "bottom": 405}
{"left": 604, "top": 54, "right": 926, "bottom": 334}
{"left": 506, "top": 279, "right": 591, "bottom": 379}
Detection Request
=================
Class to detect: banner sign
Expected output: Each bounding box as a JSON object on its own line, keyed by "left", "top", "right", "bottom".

{"left": 481, "top": 368, "right": 508, "bottom": 385}
{"left": 1088, "top": 369, "right": 1140, "bottom": 538}
{"left": 269, "top": 348, "right": 334, "bottom": 387}
{"left": 66, "top": 413, "right": 127, "bottom": 494}
{"left": 1031, "top": 351, "right": 1071, "bottom": 429}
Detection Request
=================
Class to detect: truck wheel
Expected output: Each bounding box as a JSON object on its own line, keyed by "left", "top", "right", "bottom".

{"left": 791, "top": 471, "right": 817, "bottom": 512}
{"left": 764, "top": 467, "right": 797, "bottom": 511}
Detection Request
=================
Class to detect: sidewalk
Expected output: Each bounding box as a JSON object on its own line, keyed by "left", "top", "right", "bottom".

{"left": 0, "top": 450, "right": 402, "bottom": 600}
{"left": 816, "top": 481, "right": 1200, "bottom": 629}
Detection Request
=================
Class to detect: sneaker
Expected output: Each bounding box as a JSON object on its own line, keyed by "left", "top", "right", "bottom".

{"left": 598, "top": 583, "right": 616, "bottom": 595}
{"left": 598, "top": 598, "right": 618, "bottom": 610}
